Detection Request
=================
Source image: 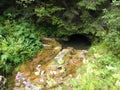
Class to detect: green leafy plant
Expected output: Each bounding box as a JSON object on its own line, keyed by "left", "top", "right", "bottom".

{"left": 102, "top": 0, "right": 120, "bottom": 57}
{"left": 0, "top": 20, "right": 43, "bottom": 75}
{"left": 77, "top": 0, "right": 107, "bottom": 10}
{"left": 62, "top": 43, "right": 120, "bottom": 90}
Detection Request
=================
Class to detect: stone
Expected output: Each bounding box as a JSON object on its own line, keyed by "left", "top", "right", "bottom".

{"left": 54, "top": 49, "right": 70, "bottom": 64}
{"left": 50, "top": 70, "right": 57, "bottom": 75}
{"left": 0, "top": 75, "right": 7, "bottom": 85}
{"left": 41, "top": 70, "right": 45, "bottom": 76}
{"left": 34, "top": 71, "right": 40, "bottom": 76}
{"left": 43, "top": 44, "right": 52, "bottom": 49}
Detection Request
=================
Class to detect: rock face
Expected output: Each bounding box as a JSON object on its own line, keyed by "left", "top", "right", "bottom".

{"left": 13, "top": 38, "right": 88, "bottom": 90}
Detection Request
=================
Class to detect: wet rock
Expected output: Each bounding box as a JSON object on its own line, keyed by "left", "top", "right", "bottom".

{"left": 79, "top": 50, "right": 88, "bottom": 64}
{"left": 13, "top": 39, "right": 89, "bottom": 90}
{"left": 0, "top": 75, "right": 7, "bottom": 90}
{"left": 54, "top": 46, "right": 62, "bottom": 50}
{"left": 53, "top": 46, "right": 62, "bottom": 54}
{"left": 0, "top": 75, "right": 6, "bottom": 85}
{"left": 40, "top": 70, "right": 45, "bottom": 76}
{"left": 36, "top": 64, "right": 41, "bottom": 70}
{"left": 39, "top": 76, "right": 47, "bottom": 85}
{"left": 34, "top": 71, "right": 40, "bottom": 76}
{"left": 41, "top": 38, "right": 56, "bottom": 44}
{"left": 43, "top": 44, "right": 52, "bottom": 49}
{"left": 79, "top": 50, "right": 88, "bottom": 58}
{"left": 54, "top": 49, "right": 70, "bottom": 64}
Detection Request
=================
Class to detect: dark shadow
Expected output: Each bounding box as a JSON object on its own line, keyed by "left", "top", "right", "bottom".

{"left": 59, "top": 34, "right": 91, "bottom": 50}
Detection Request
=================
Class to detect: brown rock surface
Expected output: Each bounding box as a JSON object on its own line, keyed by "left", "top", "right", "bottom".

{"left": 13, "top": 38, "right": 88, "bottom": 90}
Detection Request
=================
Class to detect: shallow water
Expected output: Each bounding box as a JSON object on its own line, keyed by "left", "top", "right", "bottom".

{"left": 8, "top": 37, "right": 90, "bottom": 90}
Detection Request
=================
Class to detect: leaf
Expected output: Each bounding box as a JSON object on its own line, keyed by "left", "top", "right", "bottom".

{"left": 1, "top": 53, "right": 9, "bottom": 61}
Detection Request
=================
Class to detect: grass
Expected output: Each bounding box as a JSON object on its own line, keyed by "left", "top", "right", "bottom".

{"left": 63, "top": 42, "right": 120, "bottom": 90}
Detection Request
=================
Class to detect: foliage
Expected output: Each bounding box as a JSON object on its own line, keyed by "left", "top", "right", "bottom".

{"left": 63, "top": 43, "right": 120, "bottom": 90}
{"left": 16, "top": 0, "right": 35, "bottom": 4}
{"left": 0, "top": 20, "right": 42, "bottom": 74}
{"left": 16, "top": 0, "right": 35, "bottom": 7}
{"left": 1, "top": 0, "right": 110, "bottom": 38}
{"left": 33, "top": 0, "right": 108, "bottom": 37}
{"left": 102, "top": 0, "right": 120, "bottom": 57}
{"left": 35, "top": 4, "right": 65, "bottom": 27}
{"left": 104, "top": 31, "right": 120, "bottom": 57}
{"left": 0, "top": 0, "right": 120, "bottom": 88}
{"left": 77, "top": 0, "right": 107, "bottom": 10}
{"left": 102, "top": 1, "right": 120, "bottom": 31}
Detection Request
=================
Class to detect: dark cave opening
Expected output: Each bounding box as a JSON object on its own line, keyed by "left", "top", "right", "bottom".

{"left": 59, "top": 34, "right": 91, "bottom": 50}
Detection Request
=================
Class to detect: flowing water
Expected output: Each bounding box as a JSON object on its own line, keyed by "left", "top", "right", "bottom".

{"left": 7, "top": 37, "right": 91, "bottom": 90}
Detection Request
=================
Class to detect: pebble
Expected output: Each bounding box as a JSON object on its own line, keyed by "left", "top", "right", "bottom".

{"left": 60, "top": 77, "right": 64, "bottom": 82}
{"left": 23, "top": 81, "right": 27, "bottom": 84}
{"left": 54, "top": 46, "right": 61, "bottom": 50}
{"left": 0, "top": 75, "right": 7, "bottom": 85}
{"left": 40, "top": 79, "right": 44, "bottom": 82}
{"left": 34, "top": 71, "right": 40, "bottom": 76}
{"left": 36, "top": 64, "right": 41, "bottom": 70}
{"left": 37, "top": 64, "right": 41, "bottom": 68}
{"left": 50, "top": 70, "right": 57, "bottom": 75}
{"left": 41, "top": 70, "right": 45, "bottom": 76}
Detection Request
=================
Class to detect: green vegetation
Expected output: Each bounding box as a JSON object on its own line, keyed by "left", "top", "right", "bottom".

{"left": 0, "top": 0, "right": 120, "bottom": 89}
{"left": 0, "top": 20, "right": 42, "bottom": 74}
{"left": 63, "top": 43, "right": 120, "bottom": 90}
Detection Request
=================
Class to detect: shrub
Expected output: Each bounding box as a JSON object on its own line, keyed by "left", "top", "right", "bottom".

{"left": 0, "top": 20, "right": 42, "bottom": 75}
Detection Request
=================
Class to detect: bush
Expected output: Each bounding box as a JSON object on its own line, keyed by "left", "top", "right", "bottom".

{"left": 0, "top": 20, "right": 42, "bottom": 75}
{"left": 104, "top": 31, "right": 120, "bottom": 57}
{"left": 102, "top": 0, "right": 120, "bottom": 57}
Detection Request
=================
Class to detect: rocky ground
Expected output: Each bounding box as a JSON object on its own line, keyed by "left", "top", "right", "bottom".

{"left": 13, "top": 38, "right": 89, "bottom": 90}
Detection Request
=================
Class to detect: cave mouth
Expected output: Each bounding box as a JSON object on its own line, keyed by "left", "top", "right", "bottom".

{"left": 59, "top": 34, "right": 91, "bottom": 50}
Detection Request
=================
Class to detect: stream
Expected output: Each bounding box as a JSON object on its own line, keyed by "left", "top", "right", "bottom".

{"left": 7, "top": 36, "right": 91, "bottom": 90}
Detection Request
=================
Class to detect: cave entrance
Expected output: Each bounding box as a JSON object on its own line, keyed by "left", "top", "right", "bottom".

{"left": 59, "top": 34, "right": 91, "bottom": 50}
